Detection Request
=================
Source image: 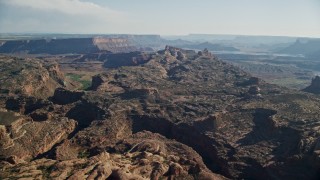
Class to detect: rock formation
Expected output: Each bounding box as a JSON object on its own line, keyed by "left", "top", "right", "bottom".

{"left": 0, "top": 112, "right": 76, "bottom": 161}
{"left": 0, "top": 56, "right": 64, "bottom": 99}
{"left": 303, "top": 76, "right": 320, "bottom": 94}
{"left": 1, "top": 132, "right": 225, "bottom": 180}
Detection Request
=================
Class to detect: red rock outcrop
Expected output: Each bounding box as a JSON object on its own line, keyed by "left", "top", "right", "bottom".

{"left": 0, "top": 113, "right": 77, "bottom": 161}
{"left": 0, "top": 56, "right": 64, "bottom": 99}
{"left": 1, "top": 131, "right": 226, "bottom": 180}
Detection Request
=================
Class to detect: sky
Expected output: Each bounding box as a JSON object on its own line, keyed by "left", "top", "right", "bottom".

{"left": 0, "top": 0, "right": 319, "bottom": 37}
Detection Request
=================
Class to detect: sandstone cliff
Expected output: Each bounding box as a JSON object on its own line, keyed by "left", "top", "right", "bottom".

{"left": 0, "top": 37, "right": 137, "bottom": 54}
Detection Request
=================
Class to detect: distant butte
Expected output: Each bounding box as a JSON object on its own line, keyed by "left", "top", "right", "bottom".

{"left": 0, "top": 37, "right": 137, "bottom": 54}
{"left": 303, "top": 76, "right": 320, "bottom": 94}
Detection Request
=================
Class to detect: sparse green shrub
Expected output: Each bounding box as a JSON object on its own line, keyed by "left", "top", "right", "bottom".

{"left": 78, "top": 150, "right": 90, "bottom": 158}
{"left": 0, "top": 89, "right": 9, "bottom": 94}
{"left": 66, "top": 73, "right": 91, "bottom": 90}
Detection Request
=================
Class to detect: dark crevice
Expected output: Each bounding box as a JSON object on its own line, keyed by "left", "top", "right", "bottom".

{"left": 237, "top": 108, "right": 277, "bottom": 145}
{"left": 49, "top": 88, "right": 85, "bottom": 105}
{"left": 63, "top": 101, "right": 109, "bottom": 144}
{"left": 5, "top": 97, "right": 49, "bottom": 114}
{"left": 131, "top": 107, "right": 317, "bottom": 180}
{"left": 130, "top": 115, "right": 233, "bottom": 179}
{"left": 32, "top": 138, "right": 68, "bottom": 160}
{"left": 33, "top": 102, "right": 108, "bottom": 160}
{"left": 66, "top": 102, "right": 106, "bottom": 130}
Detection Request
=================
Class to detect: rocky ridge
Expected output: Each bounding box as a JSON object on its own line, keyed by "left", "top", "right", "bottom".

{"left": 0, "top": 56, "right": 64, "bottom": 99}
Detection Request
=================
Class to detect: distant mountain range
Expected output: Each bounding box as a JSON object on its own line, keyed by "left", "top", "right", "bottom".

{"left": 276, "top": 38, "right": 320, "bottom": 58}
{"left": 1, "top": 34, "right": 319, "bottom": 56}
{"left": 0, "top": 37, "right": 137, "bottom": 54}
{"left": 0, "top": 35, "right": 239, "bottom": 54}
{"left": 164, "top": 34, "right": 298, "bottom": 45}
{"left": 178, "top": 42, "right": 239, "bottom": 51}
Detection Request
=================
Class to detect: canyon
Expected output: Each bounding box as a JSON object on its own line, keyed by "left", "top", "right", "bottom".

{"left": 0, "top": 45, "right": 320, "bottom": 179}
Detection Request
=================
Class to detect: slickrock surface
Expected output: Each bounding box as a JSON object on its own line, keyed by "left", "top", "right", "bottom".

{"left": 1, "top": 131, "right": 225, "bottom": 180}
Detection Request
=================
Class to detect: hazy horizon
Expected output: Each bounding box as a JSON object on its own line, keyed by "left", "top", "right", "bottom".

{"left": 0, "top": 0, "right": 319, "bottom": 38}
{"left": 1, "top": 32, "right": 319, "bottom": 39}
